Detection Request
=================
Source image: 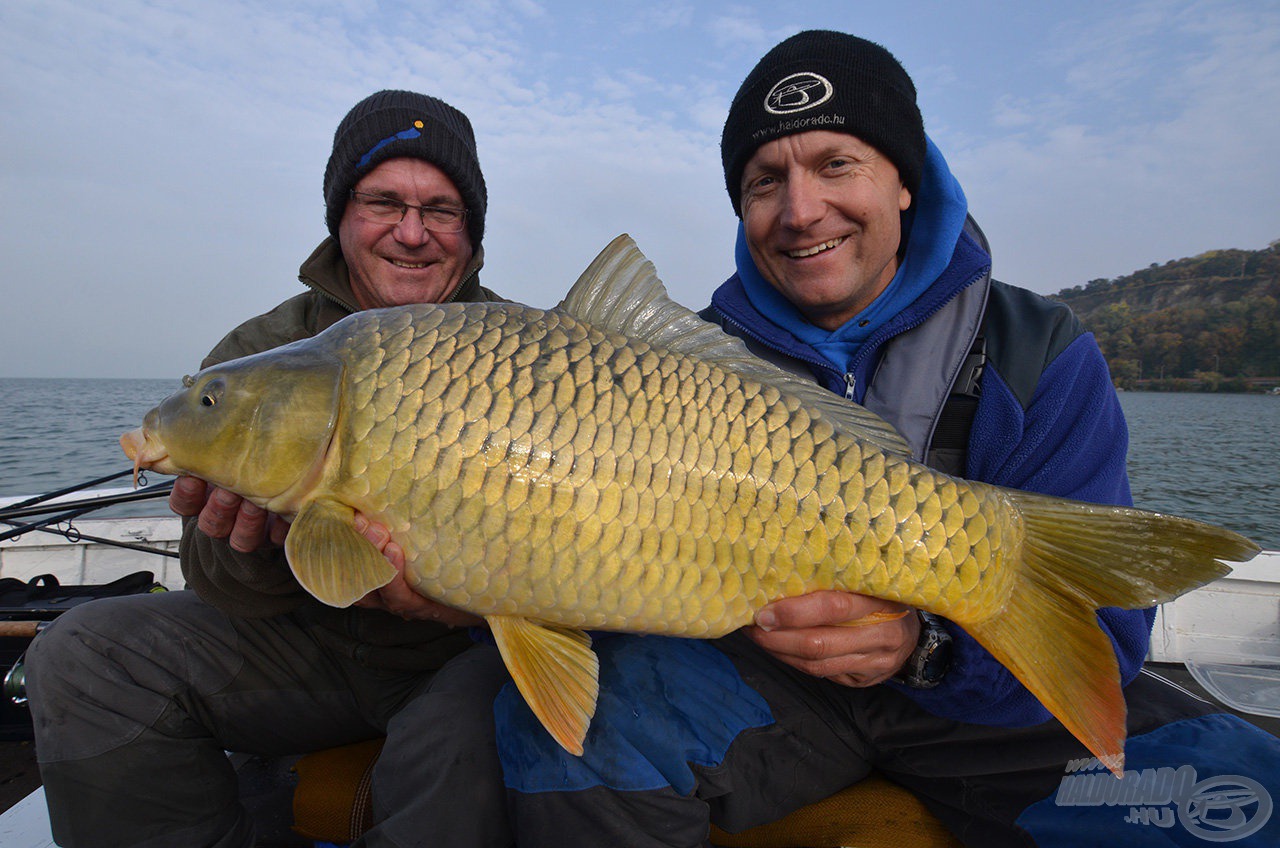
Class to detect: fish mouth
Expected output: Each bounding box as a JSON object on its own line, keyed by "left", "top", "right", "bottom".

{"left": 785, "top": 237, "right": 845, "bottom": 259}
{"left": 120, "top": 427, "right": 174, "bottom": 484}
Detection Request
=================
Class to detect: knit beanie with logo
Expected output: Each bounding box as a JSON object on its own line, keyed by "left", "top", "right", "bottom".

{"left": 323, "top": 90, "right": 487, "bottom": 247}
{"left": 720, "top": 30, "right": 925, "bottom": 216}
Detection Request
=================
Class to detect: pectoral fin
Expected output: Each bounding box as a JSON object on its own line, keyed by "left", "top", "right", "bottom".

{"left": 487, "top": 615, "right": 599, "bottom": 756}
{"left": 284, "top": 498, "right": 396, "bottom": 607}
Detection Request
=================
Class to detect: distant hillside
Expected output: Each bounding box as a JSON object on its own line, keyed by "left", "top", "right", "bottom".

{"left": 1050, "top": 241, "right": 1280, "bottom": 392}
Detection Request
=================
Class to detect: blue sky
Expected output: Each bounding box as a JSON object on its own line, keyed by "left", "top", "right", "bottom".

{"left": 2, "top": 0, "right": 1277, "bottom": 378}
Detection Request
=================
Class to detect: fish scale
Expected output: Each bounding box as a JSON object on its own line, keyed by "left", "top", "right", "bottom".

{"left": 122, "top": 234, "right": 1258, "bottom": 771}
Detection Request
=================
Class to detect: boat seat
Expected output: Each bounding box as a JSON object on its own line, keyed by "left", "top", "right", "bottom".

{"left": 289, "top": 738, "right": 962, "bottom": 847}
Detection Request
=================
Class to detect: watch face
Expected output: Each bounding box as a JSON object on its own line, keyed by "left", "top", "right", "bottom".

{"left": 921, "top": 632, "right": 953, "bottom": 683}
{"left": 894, "top": 614, "right": 953, "bottom": 689}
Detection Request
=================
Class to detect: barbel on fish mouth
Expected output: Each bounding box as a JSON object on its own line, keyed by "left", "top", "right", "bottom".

{"left": 121, "top": 234, "right": 1260, "bottom": 776}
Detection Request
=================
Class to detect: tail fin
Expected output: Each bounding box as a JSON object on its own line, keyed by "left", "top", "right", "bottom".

{"left": 966, "top": 492, "right": 1258, "bottom": 776}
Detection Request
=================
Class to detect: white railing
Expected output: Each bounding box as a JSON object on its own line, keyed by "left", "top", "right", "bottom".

{"left": 1, "top": 513, "right": 184, "bottom": 590}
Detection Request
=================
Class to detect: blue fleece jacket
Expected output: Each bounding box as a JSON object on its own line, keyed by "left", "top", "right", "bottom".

{"left": 709, "top": 138, "right": 1149, "bottom": 727}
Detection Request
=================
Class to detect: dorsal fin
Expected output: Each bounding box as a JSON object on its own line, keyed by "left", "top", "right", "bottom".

{"left": 558, "top": 234, "right": 911, "bottom": 457}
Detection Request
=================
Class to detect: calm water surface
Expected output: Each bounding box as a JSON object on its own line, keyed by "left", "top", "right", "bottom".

{"left": 0, "top": 380, "right": 1276, "bottom": 548}
{"left": 1119, "top": 391, "right": 1278, "bottom": 550}
{"left": 0, "top": 378, "right": 179, "bottom": 518}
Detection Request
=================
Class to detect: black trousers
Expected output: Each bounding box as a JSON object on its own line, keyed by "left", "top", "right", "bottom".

{"left": 25, "top": 590, "right": 508, "bottom": 848}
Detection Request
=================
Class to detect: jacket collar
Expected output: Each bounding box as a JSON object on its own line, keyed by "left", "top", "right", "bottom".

{"left": 711, "top": 222, "right": 991, "bottom": 393}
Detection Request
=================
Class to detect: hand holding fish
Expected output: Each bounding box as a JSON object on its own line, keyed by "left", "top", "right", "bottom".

{"left": 170, "top": 476, "right": 290, "bottom": 552}
{"left": 351, "top": 514, "right": 483, "bottom": 627}
{"left": 745, "top": 591, "right": 919, "bottom": 687}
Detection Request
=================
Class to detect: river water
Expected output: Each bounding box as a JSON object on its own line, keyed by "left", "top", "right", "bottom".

{"left": 0, "top": 379, "right": 1276, "bottom": 549}
{"left": 1118, "top": 391, "right": 1278, "bottom": 550}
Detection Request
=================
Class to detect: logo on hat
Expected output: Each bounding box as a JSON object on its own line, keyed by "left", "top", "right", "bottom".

{"left": 356, "top": 121, "right": 426, "bottom": 170}
{"left": 764, "top": 72, "right": 833, "bottom": 115}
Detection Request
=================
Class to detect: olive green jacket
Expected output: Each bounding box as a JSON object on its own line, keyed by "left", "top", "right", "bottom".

{"left": 179, "top": 237, "right": 497, "bottom": 670}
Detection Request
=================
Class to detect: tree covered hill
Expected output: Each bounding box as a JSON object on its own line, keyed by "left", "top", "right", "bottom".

{"left": 1049, "top": 241, "right": 1280, "bottom": 391}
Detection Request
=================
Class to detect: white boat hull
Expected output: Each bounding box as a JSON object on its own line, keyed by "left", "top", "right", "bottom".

{"left": 0, "top": 515, "right": 183, "bottom": 591}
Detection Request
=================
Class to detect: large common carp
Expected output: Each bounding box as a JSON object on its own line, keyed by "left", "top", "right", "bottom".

{"left": 122, "top": 235, "right": 1258, "bottom": 774}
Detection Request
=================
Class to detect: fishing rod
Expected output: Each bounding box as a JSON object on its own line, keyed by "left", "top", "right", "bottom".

{"left": 0, "top": 484, "right": 170, "bottom": 543}
{"left": 0, "top": 479, "right": 175, "bottom": 523}
{"left": 1, "top": 521, "right": 180, "bottom": 558}
{"left": 0, "top": 470, "right": 177, "bottom": 552}
{"left": 0, "top": 468, "right": 138, "bottom": 513}
{"left": 0, "top": 482, "right": 180, "bottom": 554}
{"left": 0, "top": 470, "right": 188, "bottom": 556}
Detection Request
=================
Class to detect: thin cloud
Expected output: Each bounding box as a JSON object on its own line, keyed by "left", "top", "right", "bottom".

{"left": 945, "top": 0, "right": 1280, "bottom": 290}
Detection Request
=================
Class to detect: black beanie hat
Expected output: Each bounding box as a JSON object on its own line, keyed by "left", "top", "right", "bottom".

{"left": 323, "top": 90, "right": 487, "bottom": 247}
{"left": 721, "top": 30, "right": 925, "bottom": 216}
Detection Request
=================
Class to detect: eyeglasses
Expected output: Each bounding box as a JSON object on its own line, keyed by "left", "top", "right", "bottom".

{"left": 349, "top": 190, "right": 468, "bottom": 233}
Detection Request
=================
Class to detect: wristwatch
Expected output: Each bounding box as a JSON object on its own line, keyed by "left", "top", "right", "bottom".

{"left": 894, "top": 611, "right": 953, "bottom": 689}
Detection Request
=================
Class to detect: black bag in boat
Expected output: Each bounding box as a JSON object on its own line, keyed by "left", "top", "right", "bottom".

{"left": 1, "top": 571, "right": 166, "bottom": 739}
{"left": 0, "top": 571, "right": 165, "bottom": 619}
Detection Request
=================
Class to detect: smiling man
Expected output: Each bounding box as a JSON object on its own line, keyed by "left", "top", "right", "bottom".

{"left": 340, "top": 158, "right": 477, "bottom": 310}
{"left": 467, "top": 30, "right": 1280, "bottom": 848}
{"left": 172, "top": 92, "right": 496, "bottom": 566}
{"left": 736, "top": 130, "right": 912, "bottom": 330}
{"left": 26, "top": 90, "right": 501, "bottom": 848}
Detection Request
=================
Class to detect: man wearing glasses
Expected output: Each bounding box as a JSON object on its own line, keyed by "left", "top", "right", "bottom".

{"left": 27, "top": 90, "right": 499, "bottom": 848}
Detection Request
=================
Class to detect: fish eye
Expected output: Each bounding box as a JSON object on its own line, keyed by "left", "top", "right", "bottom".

{"left": 200, "top": 378, "right": 225, "bottom": 408}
